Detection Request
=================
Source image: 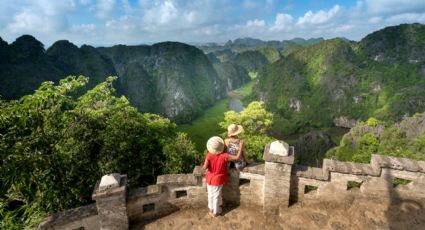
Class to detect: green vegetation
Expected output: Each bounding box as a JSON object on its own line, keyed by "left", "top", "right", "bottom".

{"left": 367, "top": 117, "right": 379, "bottom": 126}
{"left": 0, "top": 76, "right": 198, "bottom": 228}
{"left": 1, "top": 36, "right": 234, "bottom": 124}
{"left": 176, "top": 99, "right": 229, "bottom": 152}
{"left": 248, "top": 71, "right": 257, "bottom": 79}
{"left": 327, "top": 114, "right": 425, "bottom": 163}
{"left": 162, "top": 132, "right": 201, "bottom": 173}
{"left": 255, "top": 47, "right": 282, "bottom": 63}
{"left": 219, "top": 101, "right": 274, "bottom": 162}
{"left": 393, "top": 178, "right": 412, "bottom": 187}
{"left": 176, "top": 80, "right": 256, "bottom": 152}
{"left": 347, "top": 181, "right": 363, "bottom": 190}
{"left": 256, "top": 24, "right": 425, "bottom": 135}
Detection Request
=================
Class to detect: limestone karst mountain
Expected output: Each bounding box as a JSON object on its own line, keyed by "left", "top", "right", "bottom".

{"left": 0, "top": 37, "right": 249, "bottom": 123}
{"left": 255, "top": 23, "right": 425, "bottom": 133}
{"left": 46, "top": 40, "right": 117, "bottom": 90}
{"left": 0, "top": 35, "right": 64, "bottom": 99}
{"left": 97, "top": 42, "right": 225, "bottom": 122}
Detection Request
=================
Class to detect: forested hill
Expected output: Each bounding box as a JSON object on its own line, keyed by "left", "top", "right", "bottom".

{"left": 255, "top": 23, "right": 425, "bottom": 133}
{"left": 0, "top": 36, "right": 249, "bottom": 123}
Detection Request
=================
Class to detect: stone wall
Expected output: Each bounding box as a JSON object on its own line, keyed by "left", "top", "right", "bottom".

{"left": 38, "top": 145, "right": 425, "bottom": 230}
{"left": 291, "top": 154, "right": 425, "bottom": 204}
{"left": 37, "top": 204, "right": 99, "bottom": 230}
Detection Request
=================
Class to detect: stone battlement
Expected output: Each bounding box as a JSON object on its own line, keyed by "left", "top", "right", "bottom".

{"left": 38, "top": 144, "right": 425, "bottom": 230}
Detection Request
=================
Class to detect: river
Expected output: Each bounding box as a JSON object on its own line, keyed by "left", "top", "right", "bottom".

{"left": 227, "top": 91, "right": 244, "bottom": 112}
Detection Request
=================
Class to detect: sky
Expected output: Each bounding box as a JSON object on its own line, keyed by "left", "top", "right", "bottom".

{"left": 1, "top": 0, "right": 425, "bottom": 47}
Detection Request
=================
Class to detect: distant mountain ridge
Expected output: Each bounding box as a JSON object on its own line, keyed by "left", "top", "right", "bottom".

{"left": 198, "top": 37, "right": 324, "bottom": 51}
{"left": 0, "top": 36, "right": 249, "bottom": 123}
{"left": 197, "top": 37, "right": 324, "bottom": 75}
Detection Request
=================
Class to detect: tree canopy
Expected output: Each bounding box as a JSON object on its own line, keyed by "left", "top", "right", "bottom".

{"left": 219, "top": 101, "right": 274, "bottom": 161}
{"left": 0, "top": 76, "right": 198, "bottom": 228}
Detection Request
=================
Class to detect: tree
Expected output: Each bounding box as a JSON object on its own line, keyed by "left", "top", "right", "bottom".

{"left": 162, "top": 132, "right": 200, "bottom": 174}
{"left": 219, "top": 101, "right": 274, "bottom": 162}
{"left": 219, "top": 101, "right": 273, "bottom": 135}
{"left": 0, "top": 76, "right": 196, "bottom": 228}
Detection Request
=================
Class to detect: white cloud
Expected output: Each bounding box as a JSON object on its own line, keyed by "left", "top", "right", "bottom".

{"left": 7, "top": 0, "right": 75, "bottom": 33}
{"left": 365, "top": 0, "right": 425, "bottom": 16}
{"left": 386, "top": 13, "right": 425, "bottom": 24}
{"left": 1, "top": 0, "right": 425, "bottom": 46}
{"left": 143, "top": 0, "right": 178, "bottom": 27}
{"left": 297, "top": 5, "right": 341, "bottom": 25}
{"left": 270, "top": 13, "right": 293, "bottom": 31}
{"left": 246, "top": 19, "right": 266, "bottom": 28}
{"left": 8, "top": 9, "right": 50, "bottom": 33}
{"left": 96, "top": 0, "right": 116, "bottom": 18}
{"left": 333, "top": 24, "right": 354, "bottom": 33}
{"left": 71, "top": 23, "right": 96, "bottom": 33}
{"left": 122, "top": 0, "right": 132, "bottom": 13}
{"left": 80, "top": 0, "right": 91, "bottom": 6}
{"left": 368, "top": 16, "right": 383, "bottom": 24}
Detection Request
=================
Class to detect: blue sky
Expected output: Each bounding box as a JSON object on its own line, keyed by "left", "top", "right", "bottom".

{"left": 1, "top": 0, "right": 425, "bottom": 46}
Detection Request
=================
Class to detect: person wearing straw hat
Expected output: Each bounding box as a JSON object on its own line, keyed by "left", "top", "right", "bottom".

{"left": 203, "top": 136, "right": 242, "bottom": 217}
{"left": 225, "top": 124, "right": 249, "bottom": 170}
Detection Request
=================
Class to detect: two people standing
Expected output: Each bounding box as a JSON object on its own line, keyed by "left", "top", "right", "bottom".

{"left": 202, "top": 124, "right": 249, "bottom": 217}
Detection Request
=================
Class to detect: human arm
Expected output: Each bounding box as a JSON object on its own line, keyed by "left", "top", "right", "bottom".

{"left": 202, "top": 156, "right": 209, "bottom": 171}
{"left": 240, "top": 140, "right": 249, "bottom": 163}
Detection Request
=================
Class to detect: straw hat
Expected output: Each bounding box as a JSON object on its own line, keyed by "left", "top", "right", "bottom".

{"left": 206, "top": 136, "right": 225, "bottom": 154}
{"left": 227, "top": 124, "right": 244, "bottom": 137}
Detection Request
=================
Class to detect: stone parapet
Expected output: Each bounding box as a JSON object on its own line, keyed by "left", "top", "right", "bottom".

{"left": 38, "top": 204, "right": 99, "bottom": 230}
{"left": 38, "top": 143, "right": 425, "bottom": 229}
{"left": 371, "top": 154, "right": 425, "bottom": 172}
{"left": 156, "top": 174, "right": 198, "bottom": 185}
{"left": 294, "top": 155, "right": 425, "bottom": 181}
{"left": 241, "top": 162, "right": 265, "bottom": 175}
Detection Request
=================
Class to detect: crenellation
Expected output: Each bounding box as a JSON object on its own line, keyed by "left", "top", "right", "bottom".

{"left": 156, "top": 174, "right": 198, "bottom": 185}
{"left": 127, "top": 185, "right": 162, "bottom": 199}
{"left": 241, "top": 162, "right": 265, "bottom": 175}
{"left": 38, "top": 143, "right": 425, "bottom": 230}
{"left": 292, "top": 165, "right": 326, "bottom": 180}
{"left": 372, "top": 154, "right": 425, "bottom": 172}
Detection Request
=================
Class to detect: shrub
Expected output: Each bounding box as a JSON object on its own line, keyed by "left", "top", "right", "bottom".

{"left": 366, "top": 117, "right": 379, "bottom": 126}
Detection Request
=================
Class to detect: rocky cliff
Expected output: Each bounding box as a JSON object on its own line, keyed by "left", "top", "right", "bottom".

{"left": 0, "top": 35, "right": 63, "bottom": 99}
{"left": 0, "top": 36, "right": 250, "bottom": 123}
{"left": 326, "top": 112, "right": 425, "bottom": 163}
{"left": 97, "top": 42, "right": 224, "bottom": 122}
{"left": 255, "top": 23, "right": 425, "bottom": 133}
{"left": 47, "top": 40, "right": 117, "bottom": 90}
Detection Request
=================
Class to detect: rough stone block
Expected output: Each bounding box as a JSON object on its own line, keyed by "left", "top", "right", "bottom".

{"left": 264, "top": 162, "right": 292, "bottom": 214}
{"left": 92, "top": 174, "right": 129, "bottom": 230}
{"left": 263, "top": 144, "right": 295, "bottom": 164}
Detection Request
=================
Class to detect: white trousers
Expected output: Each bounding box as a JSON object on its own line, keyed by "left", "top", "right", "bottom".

{"left": 207, "top": 184, "right": 223, "bottom": 214}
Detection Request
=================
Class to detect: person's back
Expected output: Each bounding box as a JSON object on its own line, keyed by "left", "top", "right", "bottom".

{"left": 225, "top": 124, "right": 249, "bottom": 170}
{"left": 205, "top": 152, "right": 228, "bottom": 186}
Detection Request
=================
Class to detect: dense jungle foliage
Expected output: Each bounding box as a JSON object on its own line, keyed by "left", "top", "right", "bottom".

{"left": 0, "top": 76, "right": 199, "bottom": 228}
{"left": 255, "top": 23, "right": 425, "bottom": 134}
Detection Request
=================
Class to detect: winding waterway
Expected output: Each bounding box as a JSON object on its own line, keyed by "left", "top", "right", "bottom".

{"left": 227, "top": 91, "right": 244, "bottom": 112}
